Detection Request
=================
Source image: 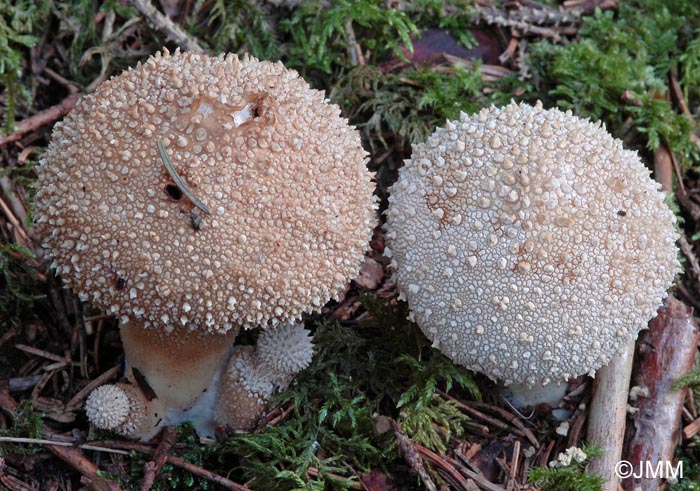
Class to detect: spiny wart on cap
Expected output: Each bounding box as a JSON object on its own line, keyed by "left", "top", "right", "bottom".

{"left": 384, "top": 100, "right": 680, "bottom": 386}
{"left": 215, "top": 323, "right": 314, "bottom": 431}
{"left": 34, "top": 48, "right": 376, "bottom": 333}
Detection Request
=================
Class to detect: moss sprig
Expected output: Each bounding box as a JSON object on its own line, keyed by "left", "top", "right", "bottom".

{"left": 279, "top": 0, "right": 418, "bottom": 77}
{"left": 526, "top": 1, "right": 700, "bottom": 170}
{"left": 0, "top": 0, "right": 50, "bottom": 132}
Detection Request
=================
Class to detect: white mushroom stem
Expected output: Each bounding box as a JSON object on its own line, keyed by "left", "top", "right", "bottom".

{"left": 586, "top": 337, "right": 636, "bottom": 490}
{"left": 502, "top": 381, "right": 568, "bottom": 410}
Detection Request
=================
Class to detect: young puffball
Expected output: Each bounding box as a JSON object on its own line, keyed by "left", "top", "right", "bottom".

{"left": 215, "top": 323, "right": 315, "bottom": 431}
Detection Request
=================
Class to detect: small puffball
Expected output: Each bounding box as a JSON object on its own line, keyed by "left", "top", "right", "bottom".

{"left": 256, "top": 323, "right": 314, "bottom": 377}
{"left": 85, "top": 385, "right": 130, "bottom": 430}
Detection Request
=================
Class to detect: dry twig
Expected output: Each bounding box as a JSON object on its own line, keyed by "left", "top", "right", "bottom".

{"left": 141, "top": 426, "right": 178, "bottom": 491}
{"left": 0, "top": 92, "right": 81, "bottom": 147}
{"left": 89, "top": 440, "right": 253, "bottom": 491}
{"left": 623, "top": 296, "right": 699, "bottom": 491}
{"left": 391, "top": 419, "right": 439, "bottom": 491}
{"left": 128, "top": 0, "right": 204, "bottom": 53}
{"left": 0, "top": 389, "right": 124, "bottom": 491}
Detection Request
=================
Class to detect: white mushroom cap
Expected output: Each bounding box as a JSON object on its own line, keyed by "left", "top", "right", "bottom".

{"left": 384, "top": 101, "right": 680, "bottom": 386}
{"left": 85, "top": 384, "right": 131, "bottom": 430}
{"left": 34, "top": 49, "right": 376, "bottom": 333}
{"left": 85, "top": 382, "right": 164, "bottom": 440}
{"left": 256, "top": 322, "right": 314, "bottom": 377}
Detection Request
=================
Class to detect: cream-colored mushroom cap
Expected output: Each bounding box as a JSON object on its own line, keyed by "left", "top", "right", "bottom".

{"left": 85, "top": 384, "right": 131, "bottom": 430}
{"left": 85, "top": 383, "right": 164, "bottom": 440}
{"left": 384, "top": 101, "right": 679, "bottom": 386}
{"left": 257, "top": 322, "right": 314, "bottom": 377}
{"left": 34, "top": 49, "right": 375, "bottom": 332}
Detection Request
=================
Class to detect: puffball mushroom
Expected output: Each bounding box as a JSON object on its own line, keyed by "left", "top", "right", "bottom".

{"left": 384, "top": 101, "right": 679, "bottom": 389}
{"left": 85, "top": 383, "right": 165, "bottom": 440}
{"left": 215, "top": 323, "right": 314, "bottom": 431}
{"left": 34, "top": 49, "right": 375, "bottom": 439}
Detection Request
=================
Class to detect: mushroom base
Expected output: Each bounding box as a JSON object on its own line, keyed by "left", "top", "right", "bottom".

{"left": 501, "top": 380, "right": 568, "bottom": 409}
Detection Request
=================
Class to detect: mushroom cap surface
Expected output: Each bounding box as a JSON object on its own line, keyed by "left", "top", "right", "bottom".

{"left": 384, "top": 101, "right": 679, "bottom": 386}
{"left": 85, "top": 384, "right": 131, "bottom": 430}
{"left": 257, "top": 322, "right": 314, "bottom": 377}
{"left": 85, "top": 383, "right": 163, "bottom": 440}
{"left": 34, "top": 49, "right": 375, "bottom": 333}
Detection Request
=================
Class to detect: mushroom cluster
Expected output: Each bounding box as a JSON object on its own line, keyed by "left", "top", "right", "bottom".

{"left": 384, "top": 101, "right": 679, "bottom": 387}
{"left": 34, "top": 49, "right": 376, "bottom": 439}
{"left": 215, "top": 323, "right": 314, "bottom": 431}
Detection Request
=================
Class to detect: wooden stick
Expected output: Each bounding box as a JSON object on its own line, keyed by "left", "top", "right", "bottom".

{"left": 416, "top": 443, "right": 481, "bottom": 491}
{"left": 127, "top": 0, "right": 204, "bottom": 53}
{"left": 586, "top": 337, "right": 635, "bottom": 491}
{"left": 390, "top": 419, "right": 439, "bottom": 491}
{"left": 0, "top": 389, "right": 124, "bottom": 491}
{"left": 0, "top": 92, "right": 80, "bottom": 147}
{"left": 140, "top": 426, "right": 178, "bottom": 491}
{"left": 653, "top": 146, "right": 675, "bottom": 196}
{"left": 66, "top": 365, "right": 121, "bottom": 409}
{"left": 623, "top": 296, "right": 699, "bottom": 491}
{"left": 683, "top": 416, "right": 700, "bottom": 439}
{"left": 89, "top": 440, "right": 252, "bottom": 491}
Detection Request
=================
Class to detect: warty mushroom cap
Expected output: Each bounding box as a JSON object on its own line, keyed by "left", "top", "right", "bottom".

{"left": 384, "top": 101, "right": 680, "bottom": 386}
{"left": 256, "top": 322, "right": 314, "bottom": 377}
{"left": 85, "top": 382, "right": 164, "bottom": 440}
{"left": 85, "top": 384, "right": 131, "bottom": 430}
{"left": 34, "top": 48, "right": 376, "bottom": 333}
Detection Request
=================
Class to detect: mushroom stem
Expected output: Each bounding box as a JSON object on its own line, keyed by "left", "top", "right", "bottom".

{"left": 586, "top": 337, "right": 636, "bottom": 490}
{"left": 120, "top": 323, "right": 238, "bottom": 418}
{"left": 501, "top": 381, "right": 567, "bottom": 410}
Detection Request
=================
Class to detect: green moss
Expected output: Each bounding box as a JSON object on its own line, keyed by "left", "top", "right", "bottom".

{"left": 218, "top": 314, "right": 479, "bottom": 490}
{"left": 396, "top": 353, "right": 479, "bottom": 453}
{"left": 187, "top": 0, "right": 279, "bottom": 60}
{"left": 333, "top": 63, "right": 484, "bottom": 149}
{"left": 527, "top": 1, "right": 700, "bottom": 170}
{"left": 280, "top": 0, "right": 418, "bottom": 77}
{"left": 0, "top": 401, "right": 45, "bottom": 456}
{"left": 52, "top": 0, "right": 149, "bottom": 85}
{"left": 0, "top": 0, "right": 51, "bottom": 132}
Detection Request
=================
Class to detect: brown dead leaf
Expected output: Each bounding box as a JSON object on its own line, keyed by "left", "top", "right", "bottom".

{"left": 360, "top": 468, "right": 395, "bottom": 491}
